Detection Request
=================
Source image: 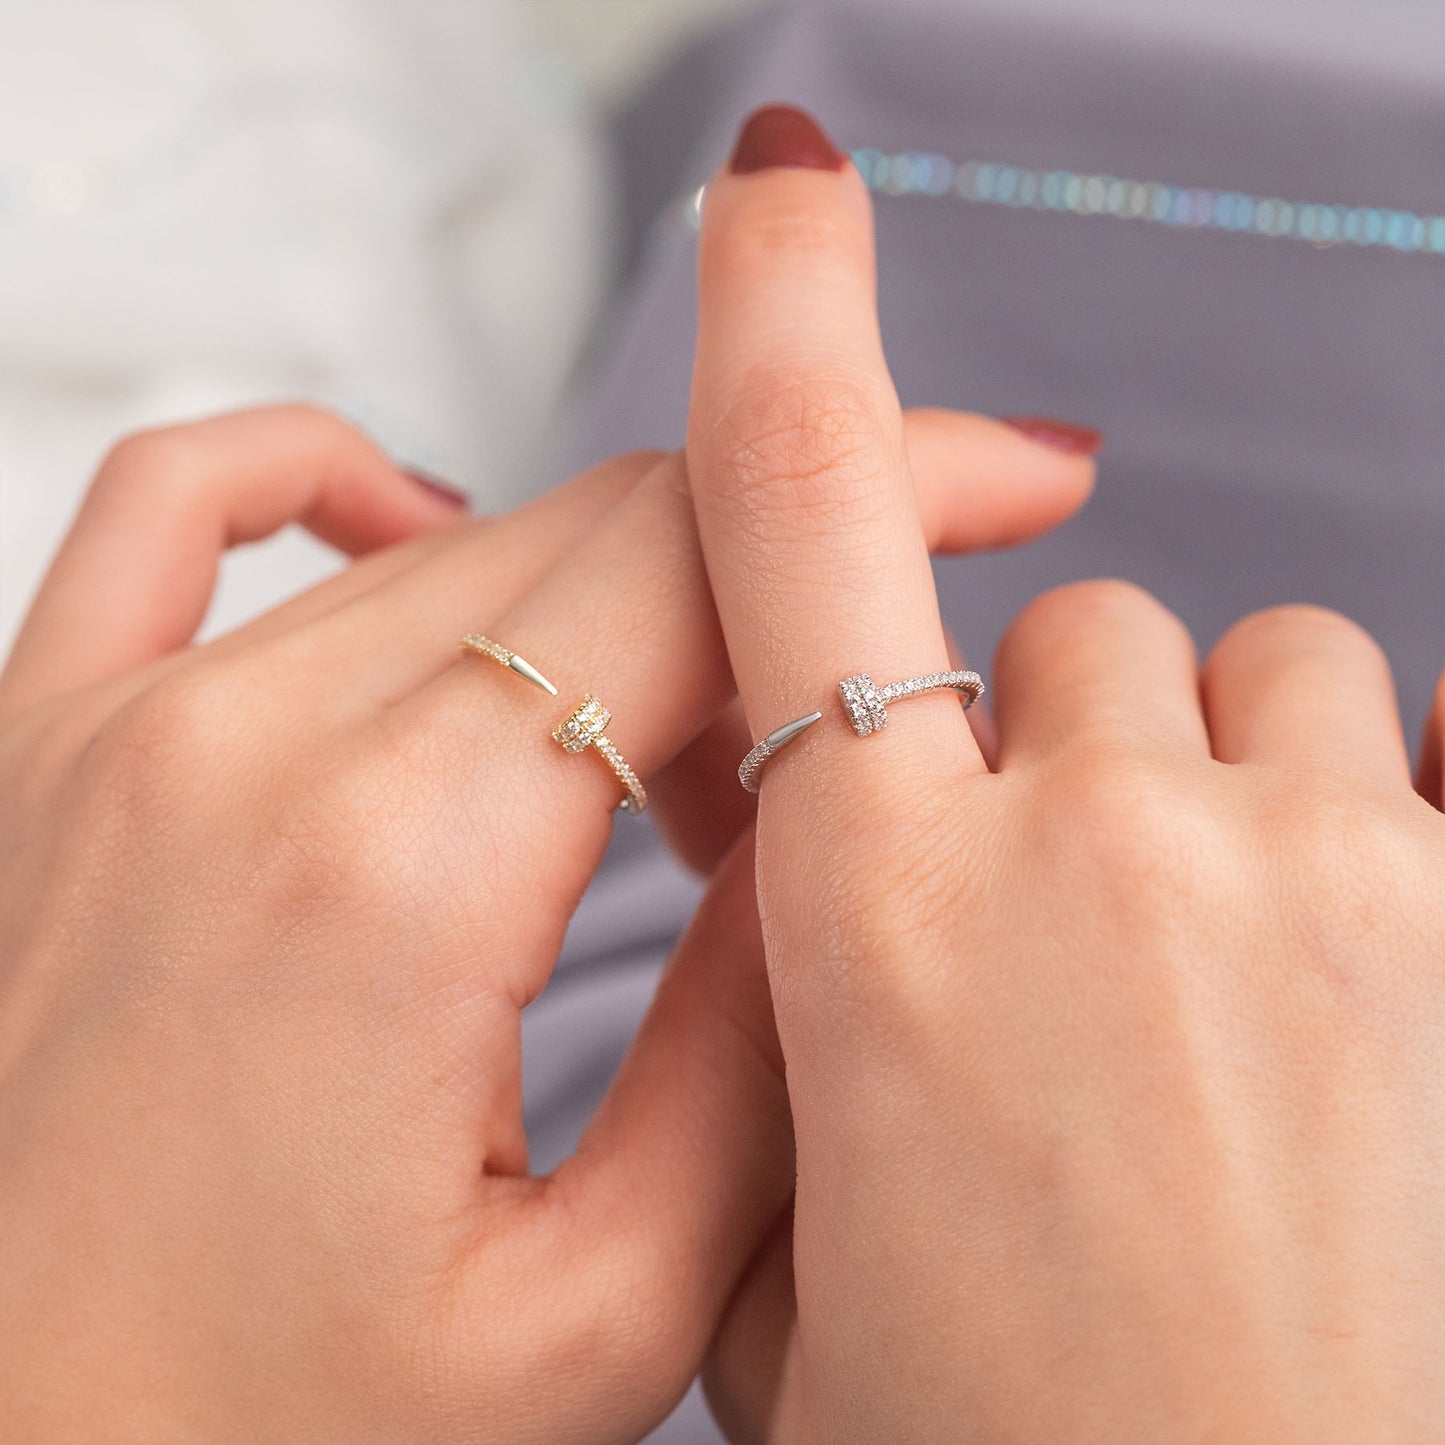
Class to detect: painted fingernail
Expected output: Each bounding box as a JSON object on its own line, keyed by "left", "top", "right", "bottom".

{"left": 1001, "top": 416, "right": 1104, "bottom": 456}
{"left": 405, "top": 467, "right": 470, "bottom": 509}
{"left": 729, "top": 104, "right": 848, "bottom": 175}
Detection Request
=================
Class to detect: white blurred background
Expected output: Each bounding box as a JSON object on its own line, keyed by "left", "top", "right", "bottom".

{"left": 0, "top": 0, "right": 767, "bottom": 657}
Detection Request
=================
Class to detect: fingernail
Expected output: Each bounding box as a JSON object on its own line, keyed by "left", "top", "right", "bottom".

{"left": 405, "top": 467, "right": 470, "bottom": 509}
{"left": 1001, "top": 416, "right": 1104, "bottom": 457}
{"left": 729, "top": 103, "right": 848, "bottom": 175}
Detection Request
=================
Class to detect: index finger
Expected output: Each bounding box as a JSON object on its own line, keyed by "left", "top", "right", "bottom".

{"left": 686, "top": 105, "right": 985, "bottom": 795}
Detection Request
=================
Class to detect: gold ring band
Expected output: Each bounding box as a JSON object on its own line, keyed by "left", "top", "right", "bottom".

{"left": 553, "top": 695, "right": 648, "bottom": 814}
{"left": 460, "top": 633, "right": 558, "bottom": 695}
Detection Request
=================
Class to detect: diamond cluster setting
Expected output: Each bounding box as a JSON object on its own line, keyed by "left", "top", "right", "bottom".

{"left": 553, "top": 694, "right": 647, "bottom": 814}
{"left": 839, "top": 669, "right": 984, "bottom": 738}
{"left": 838, "top": 673, "right": 889, "bottom": 736}
{"left": 739, "top": 668, "right": 987, "bottom": 793}
{"left": 553, "top": 694, "right": 611, "bottom": 754}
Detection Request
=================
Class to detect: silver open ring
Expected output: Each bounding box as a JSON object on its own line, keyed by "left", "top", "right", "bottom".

{"left": 738, "top": 668, "right": 984, "bottom": 791}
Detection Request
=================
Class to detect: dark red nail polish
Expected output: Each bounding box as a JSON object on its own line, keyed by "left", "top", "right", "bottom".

{"left": 729, "top": 104, "right": 848, "bottom": 175}
{"left": 405, "top": 467, "right": 470, "bottom": 509}
{"left": 1001, "top": 416, "right": 1105, "bottom": 457}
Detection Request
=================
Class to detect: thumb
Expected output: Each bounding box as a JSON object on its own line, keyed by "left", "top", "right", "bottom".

{"left": 490, "top": 831, "right": 793, "bottom": 1439}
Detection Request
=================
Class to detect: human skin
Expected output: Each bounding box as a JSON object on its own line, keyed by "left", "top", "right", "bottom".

{"left": 686, "top": 107, "right": 1445, "bottom": 1442}
{"left": 8, "top": 98, "right": 1443, "bottom": 1445}
{"left": 0, "top": 390, "right": 1090, "bottom": 1441}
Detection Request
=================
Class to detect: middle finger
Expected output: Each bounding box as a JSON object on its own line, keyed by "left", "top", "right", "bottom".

{"left": 991, "top": 579, "right": 1209, "bottom": 767}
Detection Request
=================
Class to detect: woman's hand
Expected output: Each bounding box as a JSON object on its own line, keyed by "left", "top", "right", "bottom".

{"left": 0, "top": 393, "right": 1091, "bottom": 1441}
{"left": 688, "top": 107, "right": 1445, "bottom": 1442}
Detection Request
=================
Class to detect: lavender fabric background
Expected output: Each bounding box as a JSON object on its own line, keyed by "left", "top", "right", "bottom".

{"left": 521, "top": 3, "right": 1444, "bottom": 1437}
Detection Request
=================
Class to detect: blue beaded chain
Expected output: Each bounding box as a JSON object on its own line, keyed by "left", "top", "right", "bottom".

{"left": 685, "top": 148, "right": 1445, "bottom": 258}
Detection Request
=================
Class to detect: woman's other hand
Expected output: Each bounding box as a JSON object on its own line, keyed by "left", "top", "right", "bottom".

{"left": 689, "top": 105, "right": 1445, "bottom": 1443}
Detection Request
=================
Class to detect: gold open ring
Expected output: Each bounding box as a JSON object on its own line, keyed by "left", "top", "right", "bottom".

{"left": 462, "top": 635, "right": 646, "bottom": 815}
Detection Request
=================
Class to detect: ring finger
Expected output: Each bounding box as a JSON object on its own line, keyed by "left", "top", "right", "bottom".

{"left": 1202, "top": 604, "right": 1411, "bottom": 785}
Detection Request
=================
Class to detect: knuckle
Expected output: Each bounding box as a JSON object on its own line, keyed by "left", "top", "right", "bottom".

{"left": 94, "top": 405, "right": 367, "bottom": 504}
{"left": 250, "top": 720, "right": 523, "bottom": 956}
{"left": 707, "top": 369, "right": 899, "bottom": 540}
{"left": 1270, "top": 786, "right": 1425, "bottom": 936}
{"left": 87, "top": 665, "right": 254, "bottom": 801}
{"left": 778, "top": 785, "right": 980, "bottom": 1031}
{"left": 653, "top": 449, "right": 693, "bottom": 508}
{"left": 80, "top": 696, "right": 442, "bottom": 975}
{"left": 244, "top": 742, "right": 436, "bottom": 942}
{"left": 60, "top": 666, "right": 266, "bottom": 897}
{"left": 254, "top": 774, "right": 379, "bottom": 915}
{"left": 1233, "top": 600, "right": 1366, "bottom": 642}
{"left": 254, "top": 398, "right": 346, "bottom": 431}
{"left": 577, "top": 1269, "right": 695, "bottom": 1408}
{"left": 1209, "top": 603, "right": 1389, "bottom": 678}
{"left": 252, "top": 400, "right": 374, "bottom": 457}
{"left": 615, "top": 446, "right": 670, "bottom": 474}
{"left": 1247, "top": 785, "right": 1445, "bottom": 1040}
{"left": 95, "top": 425, "right": 203, "bottom": 499}
{"left": 1009, "top": 577, "right": 1180, "bottom": 649}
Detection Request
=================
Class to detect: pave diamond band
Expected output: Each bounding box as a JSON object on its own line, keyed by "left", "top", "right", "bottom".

{"left": 554, "top": 695, "right": 648, "bottom": 814}
{"left": 739, "top": 667, "right": 985, "bottom": 792}
{"left": 738, "top": 710, "right": 823, "bottom": 793}
{"left": 460, "top": 633, "right": 558, "bottom": 695}
{"left": 838, "top": 668, "right": 984, "bottom": 737}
